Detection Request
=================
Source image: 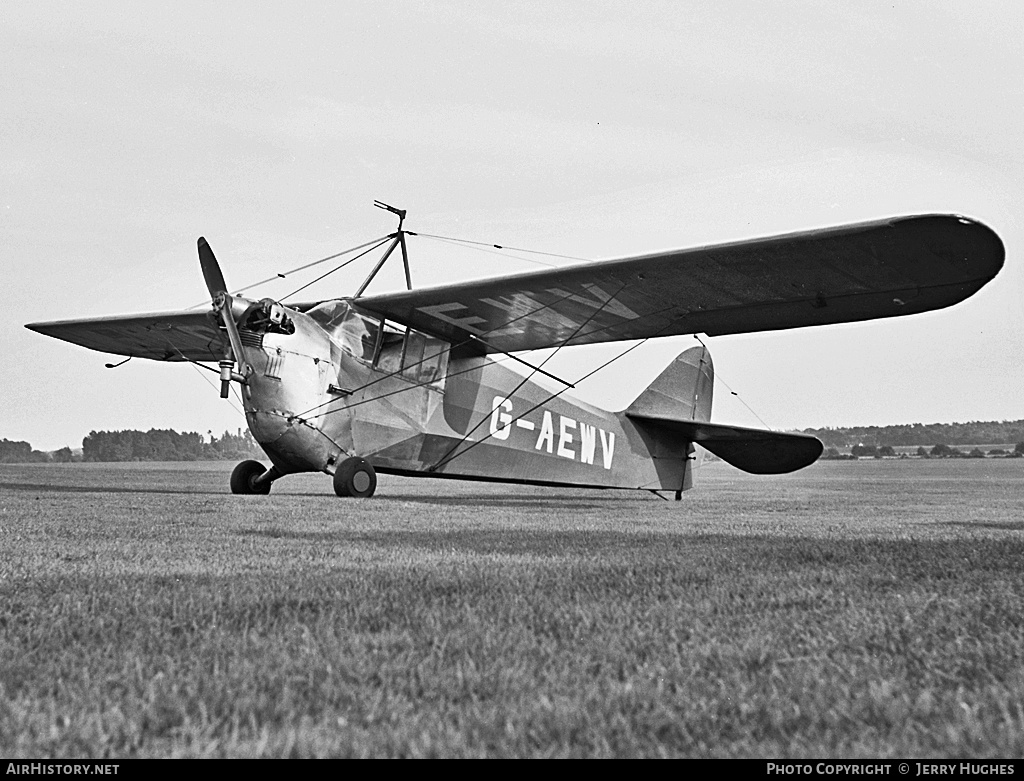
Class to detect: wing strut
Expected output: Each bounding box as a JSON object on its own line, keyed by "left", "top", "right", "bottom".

{"left": 468, "top": 334, "right": 575, "bottom": 388}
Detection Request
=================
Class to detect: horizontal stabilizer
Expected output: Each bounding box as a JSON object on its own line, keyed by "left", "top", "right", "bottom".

{"left": 626, "top": 413, "right": 823, "bottom": 474}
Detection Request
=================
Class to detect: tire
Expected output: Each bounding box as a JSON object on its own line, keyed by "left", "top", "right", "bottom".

{"left": 230, "top": 460, "right": 271, "bottom": 495}
{"left": 333, "top": 457, "right": 376, "bottom": 498}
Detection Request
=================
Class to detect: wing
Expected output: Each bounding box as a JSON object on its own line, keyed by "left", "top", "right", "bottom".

{"left": 25, "top": 310, "right": 224, "bottom": 362}
{"left": 354, "top": 215, "right": 1003, "bottom": 353}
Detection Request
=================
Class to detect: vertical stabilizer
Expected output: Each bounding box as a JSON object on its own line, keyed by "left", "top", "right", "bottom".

{"left": 626, "top": 345, "right": 714, "bottom": 422}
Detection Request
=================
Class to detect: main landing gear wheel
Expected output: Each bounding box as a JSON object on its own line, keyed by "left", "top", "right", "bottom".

{"left": 230, "top": 460, "right": 272, "bottom": 495}
{"left": 333, "top": 457, "right": 376, "bottom": 498}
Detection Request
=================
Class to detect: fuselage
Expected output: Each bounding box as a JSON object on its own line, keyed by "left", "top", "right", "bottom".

{"left": 235, "top": 298, "right": 700, "bottom": 493}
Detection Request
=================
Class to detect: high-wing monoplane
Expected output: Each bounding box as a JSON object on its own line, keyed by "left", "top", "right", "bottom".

{"left": 25, "top": 207, "right": 1004, "bottom": 498}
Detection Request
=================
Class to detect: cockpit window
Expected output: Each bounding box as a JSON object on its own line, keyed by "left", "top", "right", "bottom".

{"left": 338, "top": 311, "right": 380, "bottom": 363}
{"left": 306, "top": 300, "right": 349, "bottom": 329}
{"left": 375, "top": 322, "right": 405, "bottom": 375}
{"left": 403, "top": 329, "right": 443, "bottom": 385}
{"left": 372, "top": 322, "right": 448, "bottom": 388}
{"left": 308, "top": 301, "right": 380, "bottom": 363}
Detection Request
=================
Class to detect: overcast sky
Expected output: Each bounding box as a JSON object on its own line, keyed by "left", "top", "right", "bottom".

{"left": 3, "top": 1, "right": 1022, "bottom": 451}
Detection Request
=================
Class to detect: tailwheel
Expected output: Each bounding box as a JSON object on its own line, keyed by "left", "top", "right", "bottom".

{"left": 333, "top": 457, "right": 377, "bottom": 498}
{"left": 230, "top": 459, "right": 272, "bottom": 495}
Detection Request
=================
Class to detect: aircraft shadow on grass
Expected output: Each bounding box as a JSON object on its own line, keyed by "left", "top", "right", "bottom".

{"left": 359, "top": 492, "right": 636, "bottom": 509}
{"left": 0, "top": 477, "right": 655, "bottom": 506}
{"left": 942, "top": 520, "right": 1024, "bottom": 532}
{"left": 0, "top": 481, "right": 231, "bottom": 497}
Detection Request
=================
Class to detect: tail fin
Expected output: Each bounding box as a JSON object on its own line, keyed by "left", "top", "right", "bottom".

{"left": 625, "top": 345, "right": 822, "bottom": 474}
{"left": 626, "top": 345, "right": 714, "bottom": 422}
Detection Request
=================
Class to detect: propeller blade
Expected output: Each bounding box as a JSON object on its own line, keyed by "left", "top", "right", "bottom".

{"left": 198, "top": 237, "right": 228, "bottom": 298}
{"left": 198, "top": 236, "right": 251, "bottom": 384}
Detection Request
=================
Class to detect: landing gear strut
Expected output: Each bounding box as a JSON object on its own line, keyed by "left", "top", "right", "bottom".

{"left": 230, "top": 460, "right": 280, "bottom": 495}
{"left": 333, "top": 457, "right": 377, "bottom": 498}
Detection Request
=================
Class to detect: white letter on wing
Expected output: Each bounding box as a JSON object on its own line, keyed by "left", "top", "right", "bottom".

{"left": 417, "top": 303, "right": 487, "bottom": 334}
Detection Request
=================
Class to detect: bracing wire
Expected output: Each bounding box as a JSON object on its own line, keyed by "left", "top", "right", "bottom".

{"left": 296, "top": 287, "right": 590, "bottom": 422}
{"left": 299, "top": 277, "right": 625, "bottom": 424}
{"left": 185, "top": 235, "right": 394, "bottom": 310}
{"left": 431, "top": 336, "right": 650, "bottom": 473}
{"left": 411, "top": 233, "right": 559, "bottom": 268}
{"left": 430, "top": 312, "right": 753, "bottom": 472}
{"left": 186, "top": 226, "right": 588, "bottom": 310}
{"left": 301, "top": 352, "right": 519, "bottom": 418}
{"left": 692, "top": 334, "right": 773, "bottom": 431}
{"left": 428, "top": 282, "right": 630, "bottom": 471}
{"left": 163, "top": 339, "right": 248, "bottom": 419}
{"left": 281, "top": 236, "right": 393, "bottom": 302}
{"left": 408, "top": 231, "right": 591, "bottom": 263}
{"left": 233, "top": 235, "right": 394, "bottom": 298}
{"left": 164, "top": 335, "right": 350, "bottom": 454}
{"left": 298, "top": 292, "right": 692, "bottom": 426}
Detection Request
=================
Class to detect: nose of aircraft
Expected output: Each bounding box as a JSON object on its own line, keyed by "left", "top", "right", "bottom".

{"left": 246, "top": 408, "right": 338, "bottom": 474}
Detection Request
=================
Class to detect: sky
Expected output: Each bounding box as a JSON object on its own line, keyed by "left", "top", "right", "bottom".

{"left": 2, "top": 1, "right": 1023, "bottom": 452}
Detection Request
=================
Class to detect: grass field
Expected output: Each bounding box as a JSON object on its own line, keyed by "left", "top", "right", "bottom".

{"left": 1, "top": 459, "right": 1022, "bottom": 758}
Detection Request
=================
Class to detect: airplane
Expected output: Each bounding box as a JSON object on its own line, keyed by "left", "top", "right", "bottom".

{"left": 25, "top": 206, "right": 1004, "bottom": 499}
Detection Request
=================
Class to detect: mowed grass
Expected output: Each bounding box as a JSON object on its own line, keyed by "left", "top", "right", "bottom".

{"left": 1, "top": 459, "right": 1022, "bottom": 758}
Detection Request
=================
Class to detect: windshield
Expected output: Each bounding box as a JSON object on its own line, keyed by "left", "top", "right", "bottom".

{"left": 307, "top": 300, "right": 380, "bottom": 363}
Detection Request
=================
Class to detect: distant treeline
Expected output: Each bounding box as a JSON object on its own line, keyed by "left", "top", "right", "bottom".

{"left": 801, "top": 420, "right": 1024, "bottom": 448}
{"left": 0, "top": 430, "right": 263, "bottom": 463}
{"left": 821, "top": 442, "right": 1024, "bottom": 460}
{"left": 82, "top": 429, "right": 263, "bottom": 462}
{"left": 0, "top": 438, "right": 58, "bottom": 464}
